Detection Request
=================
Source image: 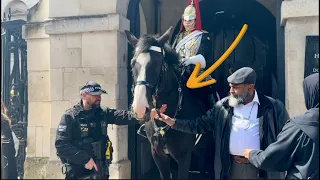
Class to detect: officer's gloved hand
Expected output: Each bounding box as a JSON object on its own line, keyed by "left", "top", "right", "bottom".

{"left": 181, "top": 55, "right": 206, "bottom": 69}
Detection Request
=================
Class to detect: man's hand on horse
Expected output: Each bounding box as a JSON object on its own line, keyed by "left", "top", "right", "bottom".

{"left": 151, "top": 108, "right": 176, "bottom": 127}
{"left": 150, "top": 104, "right": 167, "bottom": 118}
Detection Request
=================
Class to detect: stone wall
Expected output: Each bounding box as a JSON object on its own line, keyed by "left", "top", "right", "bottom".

{"left": 281, "top": 0, "right": 319, "bottom": 117}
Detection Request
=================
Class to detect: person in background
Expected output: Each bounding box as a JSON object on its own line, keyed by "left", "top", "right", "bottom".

{"left": 1, "top": 100, "right": 19, "bottom": 179}
{"left": 244, "top": 73, "right": 319, "bottom": 179}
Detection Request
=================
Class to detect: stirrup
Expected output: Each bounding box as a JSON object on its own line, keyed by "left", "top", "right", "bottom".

{"left": 137, "top": 124, "right": 147, "bottom": 138}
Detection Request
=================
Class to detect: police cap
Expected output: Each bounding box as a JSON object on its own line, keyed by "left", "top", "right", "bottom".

{"left": 80, "top": 81, "right": 107, "bottom": 95}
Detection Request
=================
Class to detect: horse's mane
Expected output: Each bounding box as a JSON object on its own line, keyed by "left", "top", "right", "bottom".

{"left": 131, "top": 34, "right": 179, "bottom": 67}
{"left": 163, "top": 43, "right": 179, "bottom": 66}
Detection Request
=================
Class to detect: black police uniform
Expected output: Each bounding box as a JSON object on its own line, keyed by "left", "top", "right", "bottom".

{"left": 55, "top": 82, "right": 138, "bottom": 179}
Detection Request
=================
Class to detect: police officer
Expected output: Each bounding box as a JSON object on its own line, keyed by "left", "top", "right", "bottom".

{"left": 55, "top": 81, "right": 139, "bottom": 179}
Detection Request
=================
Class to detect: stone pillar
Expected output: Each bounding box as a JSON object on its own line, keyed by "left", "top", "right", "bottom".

{"left": 281, "top": 0, "right": 319, "bottom": 117}
{"left": 24, "top": 0, "right": 132, "bottom": 178}
{"left": 24, "top": 0, "right": 66, "bottom": 178}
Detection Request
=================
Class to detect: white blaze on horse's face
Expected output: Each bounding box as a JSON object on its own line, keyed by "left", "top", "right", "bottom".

{"left": 132, "top": 53, "right": 151, "bottom": 119}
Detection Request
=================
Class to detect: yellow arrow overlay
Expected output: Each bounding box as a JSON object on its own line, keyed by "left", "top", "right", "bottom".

{"left": 187, "top": 24, "right": 248, "bottom": 89}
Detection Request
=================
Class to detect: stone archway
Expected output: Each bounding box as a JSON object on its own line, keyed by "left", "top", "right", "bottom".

{"left": 2, "top": 0, "right": 28, "bottom": 21}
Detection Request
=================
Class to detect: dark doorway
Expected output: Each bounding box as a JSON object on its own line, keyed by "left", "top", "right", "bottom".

{"left": 127, "top": 0, "right": 281, "bottom": 179}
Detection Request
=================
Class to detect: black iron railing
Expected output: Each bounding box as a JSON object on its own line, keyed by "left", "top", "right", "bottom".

{"left": 1, "top": 10, "right": 28, "bottom": 179}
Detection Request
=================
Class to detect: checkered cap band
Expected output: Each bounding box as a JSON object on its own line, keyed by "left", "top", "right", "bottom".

{"left": 80, "top": 82, "right": 107, "bottom": 95}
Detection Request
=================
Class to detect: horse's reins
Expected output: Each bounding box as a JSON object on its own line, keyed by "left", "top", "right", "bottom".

{"left": 153, "top": 68, "right": 184, "bottom": 137}
{"left": 135, "top": 45, "right": 184, "bottom": 137}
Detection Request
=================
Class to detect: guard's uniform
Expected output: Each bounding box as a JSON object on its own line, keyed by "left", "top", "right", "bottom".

{"left": 55, "top": 81, "right": 137, "bottom": 179}
{"left": 172, "top": 0, "right": 216, "bottom": 112}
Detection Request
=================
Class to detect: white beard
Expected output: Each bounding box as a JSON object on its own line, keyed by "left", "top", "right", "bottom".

{"left": 229, "top": 91, "right": 251, "bottom": 107}
{"left": 229, "top": 96, "right": 240, "bottom": 107}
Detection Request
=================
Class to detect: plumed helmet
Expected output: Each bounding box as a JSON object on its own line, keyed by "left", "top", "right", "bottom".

{"left": 182, "top": 0, "right": 196, "bottom": 21}
{"left": 180, "top": 0, "right": 203, "bottom": 31}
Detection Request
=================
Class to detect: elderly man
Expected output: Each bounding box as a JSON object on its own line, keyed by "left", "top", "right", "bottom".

{"left": 244, "top": 73, "right": 319, "bottom": 179}
{"left": 151, "top": 67, "right": 289, "bottom": 179}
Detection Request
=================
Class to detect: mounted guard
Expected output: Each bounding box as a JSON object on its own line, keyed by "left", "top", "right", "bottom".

{"left": 172, "top": 0, "right": 217, "bottom": 112}
{"left": 137, "top": 0, "right": 217, "bottom": 141}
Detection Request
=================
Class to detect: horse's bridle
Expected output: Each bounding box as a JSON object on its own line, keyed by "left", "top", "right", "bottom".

{"left": 134, "top": 45, "right": 184, "bottom": 137}
{"left": 135, "top": 46, "right": 168, "bottom": 105}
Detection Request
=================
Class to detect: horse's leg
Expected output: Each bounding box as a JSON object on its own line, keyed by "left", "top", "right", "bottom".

{"left": 172, "top": 151, "right": 192, "bottom": 179}
{"left": 151, "top": 147, "right": 171, "bottom": 179}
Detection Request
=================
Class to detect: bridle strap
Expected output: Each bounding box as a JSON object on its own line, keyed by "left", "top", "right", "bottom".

{"left": 135, "top": 45, "right": 163, "bottom": 89}
{"left": 136, "top": 81, "right": 153, "bottom": 88}
{"left": 149, "top": 46, "right": 162, "bottom": 52}
{"left": 152, "top": 67, "right": 185, "bottom": 137}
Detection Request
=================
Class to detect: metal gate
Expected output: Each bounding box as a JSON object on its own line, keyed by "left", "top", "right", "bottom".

{"left": 1, "top": 11, "right": 28, "bottom": 179}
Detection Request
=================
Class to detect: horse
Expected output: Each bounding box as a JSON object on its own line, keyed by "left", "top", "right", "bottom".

{"left": 125, "top": 27, "right": 212, "bottom": 179}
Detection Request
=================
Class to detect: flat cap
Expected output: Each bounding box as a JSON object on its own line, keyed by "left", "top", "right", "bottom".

{"left": 227, "top": 67, "right": 257, "bottom": 84}
{"left": 80, "top": 81, "right": 107, "bottom": 95}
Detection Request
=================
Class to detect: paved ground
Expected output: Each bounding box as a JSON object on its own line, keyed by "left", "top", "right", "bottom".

{"left": 139, "top": 168, "right": 215, "bottom": 179}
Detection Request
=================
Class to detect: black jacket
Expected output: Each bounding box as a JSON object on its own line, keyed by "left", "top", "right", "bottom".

{"left": 249, "top": 108, "right": 319, "bottom": 179}
{"left": 55, "top": 103, "right": 137, "bottom": 168}
{"left": 1, "top": 114, "right": 18, "bottom": 179}
{"left": 249, "top": 73, "right": 319, "bottom": 179}
{"left": 172, "top": 92, "right": 289, "bottom": 179}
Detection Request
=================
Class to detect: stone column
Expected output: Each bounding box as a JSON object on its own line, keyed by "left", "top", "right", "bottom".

{"left": 281, "top": 0, "right": 319, "bottom": 117}
{"left": 24, "top": 0, "right": 58, "bottom": 178}
{"left": 24, "top": 0, "right": 132, "bottom": 178}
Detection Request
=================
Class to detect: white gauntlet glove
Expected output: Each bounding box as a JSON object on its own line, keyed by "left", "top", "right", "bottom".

{"left": 182, "top": 54, "right": 206, "bottom": 69}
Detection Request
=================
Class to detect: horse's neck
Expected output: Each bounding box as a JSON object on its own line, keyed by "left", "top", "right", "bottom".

{"left": 164, "top": 67, "right": 204, "bottom": 119}
{"left": 157, "top": 66, "right": 180, "bottom": 116}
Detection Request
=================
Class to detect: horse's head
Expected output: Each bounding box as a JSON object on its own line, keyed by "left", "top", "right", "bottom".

{"left": 125, "top": 26, "right": 177, "bottom": 120}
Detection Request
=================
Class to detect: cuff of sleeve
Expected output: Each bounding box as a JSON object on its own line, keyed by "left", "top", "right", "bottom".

{"left": 171, "top": 118, "right": 181, "bottom": 129}
{"left": 248, "top": 150, "right": 260, "bottom": 163}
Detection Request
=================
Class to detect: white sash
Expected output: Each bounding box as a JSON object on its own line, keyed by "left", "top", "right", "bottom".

{"left": 175, "top": 30, "right": 204, "bottom": 53}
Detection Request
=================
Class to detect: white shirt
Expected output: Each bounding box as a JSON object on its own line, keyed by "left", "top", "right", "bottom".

{"left": 229, "top": 90, "right": 260, "bottom": 156}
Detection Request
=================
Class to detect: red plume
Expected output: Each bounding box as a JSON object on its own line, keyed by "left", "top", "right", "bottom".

{"left": 180, "top": 0, "right": 203, "bottom": 31}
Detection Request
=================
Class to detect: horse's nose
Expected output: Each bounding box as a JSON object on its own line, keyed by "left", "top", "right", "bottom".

{"left": 133, "top": 105, "right": 146, "bottom": 120}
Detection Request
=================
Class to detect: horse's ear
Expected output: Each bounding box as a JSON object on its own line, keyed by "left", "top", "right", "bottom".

{"left": 157, "top": 26, "right": 174, "bottom": 46}
{"left": 125, "top": 30, "right": 138, "bottom": 47}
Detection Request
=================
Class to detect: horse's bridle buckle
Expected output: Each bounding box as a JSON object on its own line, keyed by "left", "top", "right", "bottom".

{"left": 159, "top": 128, "right": 165, "bottom": 136}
